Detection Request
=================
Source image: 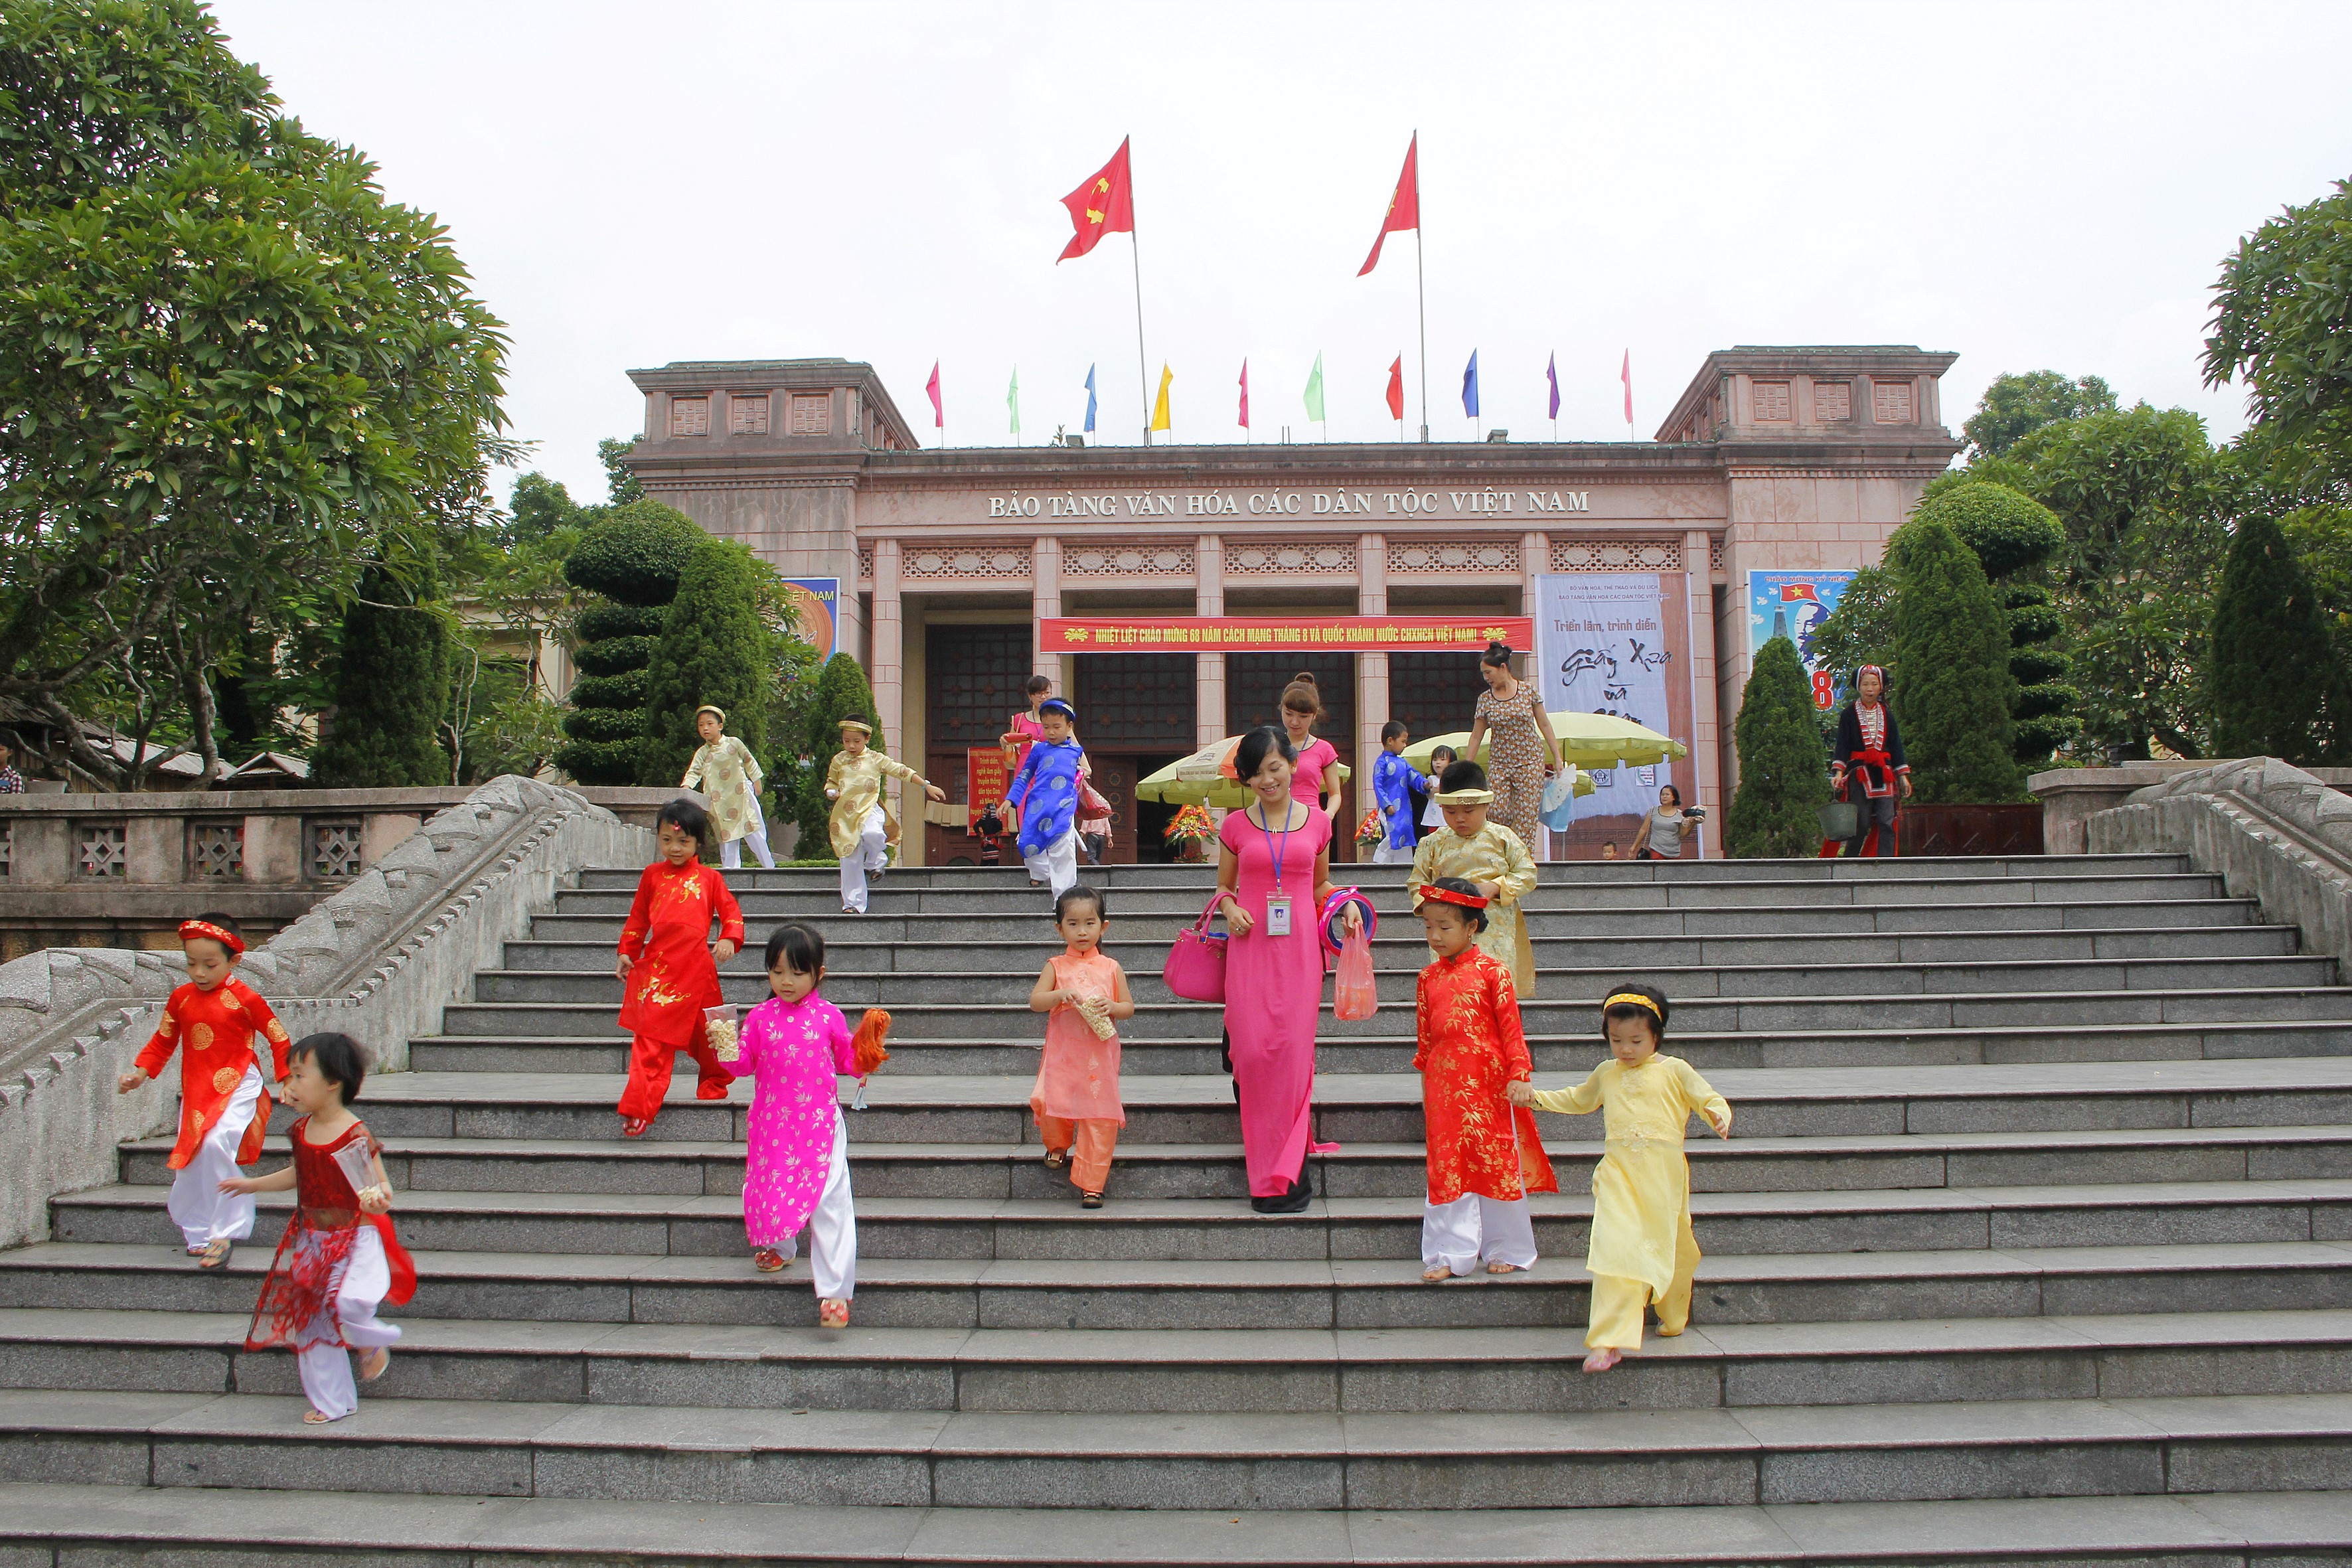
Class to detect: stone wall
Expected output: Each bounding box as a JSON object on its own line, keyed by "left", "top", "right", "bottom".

{"left": 0, "top": 776, "right": 649, "bottom": 1250}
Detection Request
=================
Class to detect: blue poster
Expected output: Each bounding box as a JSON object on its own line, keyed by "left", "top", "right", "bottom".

{"left": 781, "top": 577, "right": 839, "bottom": 664}
{"left": 1746, "top": 570, "right": 1855, "bottom": 711}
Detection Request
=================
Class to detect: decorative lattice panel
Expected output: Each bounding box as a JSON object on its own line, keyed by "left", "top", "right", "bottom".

{"left": 790, "top": 394, "right": 830, "bottom": 435}
{"left": 1709, "top": 538, "right": 1726, "bottom": 573}
{"left": 927, "top": 625, "right": 1032, "bottom": 744}
{"left": 0, "top": 823, "right": 11, "bottom": 879}
{"left": 77, "top": 822, "right": 126, "bottom": 878}
{"left": 1814, "top": 380, "right": 1851, "bottom": 421}
{"left": 1223, "top": 540, "right": 1356, "bottom": 576}
{"left": 1060, "top": 544, "right": 1194, "bottom": 578}
{"left": 190, "top": 821, "right": 244, "bottom": 878}
{"left": 1387, "top": 539, "right": 1520, "bottom": 576}
{"left": 668, "top": 396, "right": 709, "bottom": 437}
{"left": 856, "top": 546, "right": 875, "bottom": 582}
{"left": 901, "top": 544, "right": 1032, "bottom": 581}
{"left": 1550, "top": 538, "right": 1682, "bottom": 572}
{"left": 1752, "top": 381, "right": 1792, "bottom": 422}
{"left": 1873, "top": 380, "right": 1914, "bottom": 424}
{"left": 730, "top": 394, "right": 770, "bottom": 435}
{"left": 309, "top": 819, "right": 364, "bottom": 880}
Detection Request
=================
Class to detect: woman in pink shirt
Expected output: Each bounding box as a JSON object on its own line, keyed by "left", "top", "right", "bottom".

{"left": 1278, "top": 672, "right": 1344, "bottom": 830}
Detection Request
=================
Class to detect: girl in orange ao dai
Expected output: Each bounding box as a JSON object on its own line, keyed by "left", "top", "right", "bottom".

{"left": 613, "top": 798, "right": 745, "bottom": 1136}
{"left": 1026, "top": 884, "right": 1137, "bottom": 1207}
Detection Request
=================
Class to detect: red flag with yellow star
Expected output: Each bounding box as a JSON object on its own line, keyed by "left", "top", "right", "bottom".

{"left": 1359, "top": 134, "right": 1420, "bottom": 277}
{"left": 1058, "top": 138, "right": 1135, "bottom": 262}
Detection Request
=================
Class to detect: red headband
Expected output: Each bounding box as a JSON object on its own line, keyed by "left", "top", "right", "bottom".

{"left": 179, "top": 919, "right": 244, "bottom": 955}
{"left": 1418, "top": 883, "right": 1489, "bottom": 910}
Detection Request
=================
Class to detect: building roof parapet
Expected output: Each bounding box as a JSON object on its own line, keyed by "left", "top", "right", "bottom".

{"left": 1658, "top": 345, "right": 1960, "bottom": 449}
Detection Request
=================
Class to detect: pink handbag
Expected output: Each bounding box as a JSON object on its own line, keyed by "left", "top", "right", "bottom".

{"left": 1162, "top": 892, "right": 1230, "bottom": 1003}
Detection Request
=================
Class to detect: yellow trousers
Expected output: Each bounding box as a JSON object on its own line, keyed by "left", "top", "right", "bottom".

{"left": 1586, "top": 1211, "right": 1701, "bottom": 1350}
{"left": 1040, "top": 1115, "right": 1119, "bottom": 1194}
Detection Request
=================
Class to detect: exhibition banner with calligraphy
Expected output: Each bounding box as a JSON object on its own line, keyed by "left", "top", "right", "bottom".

{"left": 1040, "top": 615, "right": 1532, "bottom": 654}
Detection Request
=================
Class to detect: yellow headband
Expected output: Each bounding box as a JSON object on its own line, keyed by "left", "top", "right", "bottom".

{"left": 1433, "top": 788, "right": 1494, "bottom": 805}
{"left": 1605, "top": 991, "right": 1662, "bottom": 1018}
{"left": 838, "top": 719, "right": 873, "bottom": 735}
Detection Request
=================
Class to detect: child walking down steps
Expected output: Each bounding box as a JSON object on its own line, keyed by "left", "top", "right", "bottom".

{"left": 613, "top": 798, "right": 742, "bottom": 1137}
{"left": 1026, "top": 884, "right": 1135, "bottom": 1207}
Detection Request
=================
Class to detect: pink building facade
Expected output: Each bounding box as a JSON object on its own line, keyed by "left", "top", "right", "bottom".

{"left": 622, "top": 347, "right": 1959, "bottom": 864}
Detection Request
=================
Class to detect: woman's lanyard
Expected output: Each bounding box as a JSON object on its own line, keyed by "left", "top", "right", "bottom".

{"left": 1255, "top": 801, "right": 1297, "bottom": 936}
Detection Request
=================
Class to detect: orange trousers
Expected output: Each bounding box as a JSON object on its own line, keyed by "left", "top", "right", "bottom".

{"left": 618, "top": 1028, "right": 730, "bottom": 1122}
{"left": 1038, "top": 1115, "right": 1119, "bottom": 1194}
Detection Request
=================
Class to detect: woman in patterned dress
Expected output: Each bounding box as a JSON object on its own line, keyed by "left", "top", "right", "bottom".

{"left": 1464, "top": 642, "right": 1561, "bottom": 856}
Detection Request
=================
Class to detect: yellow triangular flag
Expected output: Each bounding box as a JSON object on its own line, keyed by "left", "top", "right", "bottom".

{"left": 1150, "top": 363, "right": 1173, "bottom": 433}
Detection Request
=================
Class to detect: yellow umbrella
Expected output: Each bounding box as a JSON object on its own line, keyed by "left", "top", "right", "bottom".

{"left": 1137, "top": 736, "right": 1352, "bottom": 807}
{"left": 1403, "top": 713, "right": 1687, "bottom": 771}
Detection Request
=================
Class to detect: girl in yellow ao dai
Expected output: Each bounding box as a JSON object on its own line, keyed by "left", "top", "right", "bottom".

{"left": 1511, "top": 984, "right": 1730, "bottom": 1373}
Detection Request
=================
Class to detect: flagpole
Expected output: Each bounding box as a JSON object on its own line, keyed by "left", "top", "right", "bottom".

{"left": 1131, "top": 233, "right": 1150, "bottom": 447}
{"left": 1414, "top": 207, "right": 1429, "bottom": 442}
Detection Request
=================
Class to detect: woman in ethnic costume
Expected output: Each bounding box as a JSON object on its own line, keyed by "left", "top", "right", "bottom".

{"left": 1827, "top": 665, "right": 1911, "bottom": 857}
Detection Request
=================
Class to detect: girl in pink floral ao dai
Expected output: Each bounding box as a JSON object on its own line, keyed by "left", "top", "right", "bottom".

{"left": 724, "top": 923, "right": 858, "bottom": 1326}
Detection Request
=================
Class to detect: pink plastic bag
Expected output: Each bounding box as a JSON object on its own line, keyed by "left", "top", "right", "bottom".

{"left": 1333, "top": 924, "right": 1377, "bottom": 1020}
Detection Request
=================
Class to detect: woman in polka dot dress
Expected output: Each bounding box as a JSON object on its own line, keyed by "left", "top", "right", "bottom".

{"left": 724, "top": 923, "right": 860, "bottom": 1326}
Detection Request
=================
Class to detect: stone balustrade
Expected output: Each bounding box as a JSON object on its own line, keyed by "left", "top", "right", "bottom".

{"left": 2029, "top": 761, "right": 2352, "bottom": 855}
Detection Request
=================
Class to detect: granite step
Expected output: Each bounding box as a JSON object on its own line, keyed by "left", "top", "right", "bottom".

{"left": 5, "top": 1387, "right": 2351, "bottom": 1512}
{"left": 49, "top": 1178, "right": 2352, "bottom": 1263}
{"left": 12, "top": 1239, "right": 2351, "bottom": 1332}
{"left": 10, "top": 1305, "right": 2352, "bottom": 1413}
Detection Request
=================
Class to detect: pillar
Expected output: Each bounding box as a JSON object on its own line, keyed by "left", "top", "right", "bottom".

{"left": 1685, "top": 529, "right": 1721, "bottom": 860}
{"left": 872, "top": 538, "right": 903, "bottom": 755}
{"left": 1520, "top": 532, "right": 1549, "bottom": 618}
{"left": 1196, "top": 534, "right": 1225, "bottom": 747}
{"left": 1032, "top": 536, "right": 1063, "bottom": 687}
{"left": 1357, "top": 532, "right": 1389, "bottom": 830}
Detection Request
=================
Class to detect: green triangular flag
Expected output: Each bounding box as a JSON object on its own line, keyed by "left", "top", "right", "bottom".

{"left": 1007, "top": 368, "right": 1020, "bottom": 438}
{"left": 1303, "top": 352, "right": 1326, "bottom": 423}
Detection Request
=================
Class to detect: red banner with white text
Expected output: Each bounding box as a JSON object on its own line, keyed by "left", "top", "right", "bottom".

{"left": 1040, "top": 615, "right": 1532, "bottom": 654}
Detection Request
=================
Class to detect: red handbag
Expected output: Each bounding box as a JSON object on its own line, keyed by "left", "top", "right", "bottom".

{"left": 1162, "top": 891, "right": 1230, "bottom": 1003}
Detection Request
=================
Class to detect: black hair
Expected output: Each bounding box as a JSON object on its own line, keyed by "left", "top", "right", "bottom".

{"left": 1429, "top": 744, "right": 1458, "bottom": 765}
{"left": 657, "top": 796, "right": 711, "bottom": 848}
{"left": 1423, "top": 876, "right": 1489, "bottom": 932}
{"left": 1024, "top": 675, "right": 1053, "bottom": 697}
{"left": 1602, "top": 982, "right": 1670, "bottom": 1044}
{"left": 764, "top": 922, "right": 826, "bottom": 979}
{"left": 1056, "top": 884, "right": 1106, "bottom": 922}
{"left": 186, "top": 911, "right": 243, "bottom": 955}
{"left": 1381, "top": 719, "right": 1409, "bottom": 743}
{"left": 1659, "top": 784, "right": 1682, "bottom": 807}
{"left": 1235, "top": 724, "right": 1298, "bottom": 783}
{"left": 1480, "top": 641, "right": 1514, "bottom": 669}
{"left": 1439, "top": 759, "right": 1488, "bottom": 795}
{"left": 289, "top": 1032, "right": 370, "bottom": 1104}
{"left": 1280, "top": 671, "right": 1324, "bottom": 719}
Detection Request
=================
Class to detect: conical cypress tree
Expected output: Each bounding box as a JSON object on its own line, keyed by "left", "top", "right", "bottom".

{"left": 791, "top": 653, "right": 881, "bottom": 858}
{"left": 2206, "top": 515, "right": 2344, "bottom": 763}
{"left": 641, "top": 538, "right": 773, "bottom": 787}
{"left": 312, "top": 556, "right": 452, "bottom": 787}
{"left": 1888, "top": 518, "right": 2022, "bottom": 802}
{"left": 1727, "top": 635, "right": 1832, "bottom": 857}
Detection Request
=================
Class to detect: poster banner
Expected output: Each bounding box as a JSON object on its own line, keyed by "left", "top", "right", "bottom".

{"left": 782, "top": 578, "right": 840, "bottom": 664}
{"left": 966, "top": 745, "right": 1010, "bottom": 830}
{"left": 1531, "top": 574, "right": 1697, "bottom": 853}
{"left": 1746, "top": 570, "right": 1857, "bottom": 710}
{"left": 1041, "top": 615, "right": 1531, "bottom": 654}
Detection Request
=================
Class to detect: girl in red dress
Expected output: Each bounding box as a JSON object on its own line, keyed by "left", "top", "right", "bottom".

{"left": 225, "top": 1032, "right": 414, "bottom": 1424}
{"left": 613, "top": 799, "right": 745, "bottom": 1135}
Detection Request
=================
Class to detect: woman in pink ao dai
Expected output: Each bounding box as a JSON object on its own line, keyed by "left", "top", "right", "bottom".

{"left": 725, "top": 923, "right": 859, "bottom": 1326}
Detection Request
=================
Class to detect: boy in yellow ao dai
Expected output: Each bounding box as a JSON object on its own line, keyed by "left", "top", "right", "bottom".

{"left": 680, "top": 706, "right": 773, "bottom": 869}
{"left": 1512, "top": 986, "right": 1731, "bottom": 1372}
{"left": 1409, "top": 763, "right": 1539, "bottom": 995}
{"left": 825, "top": 720, "right": 945, "bottom": 915}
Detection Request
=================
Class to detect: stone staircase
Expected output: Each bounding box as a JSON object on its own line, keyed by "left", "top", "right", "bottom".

{"left": 6, "top": 853, "right": 2352, "bottom": 1564}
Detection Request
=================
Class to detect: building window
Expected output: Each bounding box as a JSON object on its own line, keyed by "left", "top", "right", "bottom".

{"left": 1228, "top": 654, "right": 1355, "bottom": 745}
{"left": 669, "top": 396, "right": 710, "bottom": 437}
{"left": 730, "top": 394, "right": 770, "bottom": 435}
{"left": 1390, "top": 652, "right": 1490, "bottom": 742}
{"left": 1872, "top": 380, "right": 1914, "bottom": 424}
{"left": 1075, "top": 655, "right": 1194, "bottom": 747}
{"left": 1814, "top": 380, "right": 1851, "bottom": 421}
{"left": 1751, "top": 381, "right": 1792, "bottom": 422}
{"left": 926, "top": 625, "right": 1030, "bottom": 744}
{"left": 791, "top": 393, "right": 830, "bottom": 435}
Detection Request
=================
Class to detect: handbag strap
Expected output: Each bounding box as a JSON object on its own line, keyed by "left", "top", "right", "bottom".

{"left": 1194, "top": 890, "right": 1231, "bottom": 936}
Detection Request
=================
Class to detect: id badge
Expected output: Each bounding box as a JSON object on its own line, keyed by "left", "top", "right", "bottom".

{"left": 1265, "top": 895, "right": 1294, "bottom": 937}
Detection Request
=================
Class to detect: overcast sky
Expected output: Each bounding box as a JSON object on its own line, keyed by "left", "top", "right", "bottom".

{"left": 208, "top": 1, "right": 2352, "bottom": 505}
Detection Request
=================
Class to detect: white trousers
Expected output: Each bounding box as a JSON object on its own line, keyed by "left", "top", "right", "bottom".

{"left": 719, "top": 826, "right": 775, "bottom": 870}
{"left": 297, "top": 1225, "right": 403, "bottom": 1421}
{"left": 168, "top": 1065, "right": 264, "bottom": 1249}
{"left": 1421, "top": 1192, "right": 1539, "bottom": 1275}
{"left": 1024, "top": 826, "right": 1079, "bottom": 896}
{"left": 1372, "top": 839, "right": 1415, "bottom": 865}
{"left": 772, "top": 1115, "right": 858, "bottom": 1300}
{"left": 838, "top": 807, "right": 888, "bottom": 912}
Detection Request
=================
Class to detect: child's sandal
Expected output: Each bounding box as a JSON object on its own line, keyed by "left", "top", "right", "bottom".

{"left": 752, "top": 1248, "right": 788, "bottom": 1273}
{"left": 620, "top": 1116, "right": 651, "bottom": 1138}
{"left": 818, "top": 1298, "right": 851, "bottom": 1328}
{"left": 1421, "top": 1265, "right": 1454, "bottom": 1283}
{"left": 1043, "top": 1148, "right": 1066, "bottom": 1170}
{"left": 301, "top": 1408, "right": 342, "bottom": 1425}
{"left": 196, "top": 1239, "right": 232, "bottom": 1270}
{"left": 1080, "top": 1192, "right": 1103, "bottom": 1209}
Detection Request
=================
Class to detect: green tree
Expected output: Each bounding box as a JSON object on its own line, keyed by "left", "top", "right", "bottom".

{"left": 554, "top": 500, "right": 704, "bottom": 783}
{"left": 600, "top": 437, "right": 645, "bottom": 504}
{"left": 1805, "top": 564, "right": 1899, "bottom": 715}
{"left": 0, "top": 0, "right": 512, "bottom": 787}
{"left": 791, "top": 653, "right": 880, "bottom": 858}
{"left": 2205, "top": 516, "right": 2345, "bottom": 763}
{"left": 1962, "top": 371, "right": 2119, "bottom": 461}
{"left": 508, "top": 472, "right": 583, "bottom": 543}
{"left": 311, "top": 556, "right": 452, "bottom": 787}
{"left": 641, "top": 538, "right": 773, "bottom": 787}
{"left": 1887, "top": 519, "right": 2020, "bottom": 802}
{"left": 2204, "top": 177, "right": 2352, "bottom": 489}
{"left": 1913, "top": 479, "right": 2077, "bottom": 764}
{"left": 1727, "top": 636, "right": 1831, "bottom": 858}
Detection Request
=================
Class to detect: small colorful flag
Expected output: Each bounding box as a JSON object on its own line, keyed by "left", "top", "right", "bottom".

{"left": 1546, "top": 352, "right": 1561, "bottom": 420}
{"left": 926, "top": 362, "right": 943, "bottom": 430}
{"left": 1384, "top": 356, "right": 1404, "bottom": 422}
{"left": 1303, "top": 353, "right": 1326, "bottom": 423}
{"left": 1622, "top": 350, "right": 1634, "bottom": 428}
{"left": 1083, "top": 366, "right": 1097, "bottom": 434}
{"left": 1151, "top": 364, "right": 1174, "bottom": 433}
{"left": 1462, "top": 350, "right": 1480, "bottom": 419}
{"left": 1008, "top": 367, "right": 1020, "bottom": 438}
{"left": 1238, "top": 360, "right": 1251, "bottom": 430}
{"left": 1359, "top": 134, "right": 1421, "bottom": 277}
{"left": 1058, "top": 138, "right": 1135, "bottom": 263}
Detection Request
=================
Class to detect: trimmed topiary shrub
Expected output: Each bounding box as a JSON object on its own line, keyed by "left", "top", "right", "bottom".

{"left": 556, "top": 501, "right": 707, "bottom": 783}
{"left": 560, "top": 501, "right": 703, "bottom": 605}
{"left": 572, "top": 636, "right": 661, "bottom": 678}
{"left": 641, "top": 537, "right": 775, "bottom": 789}
{"left": 312, "top": 556, "right": 453, "bottom": 788}
{"left": 1889, "top": 518, "right": 2022, "bottom": 802}
{"left": 1914, "top": 479, "right": 2078, "bottom": 765}
{"left": 2205, "top": 515, "right": 2345, "bottom": 763}
{"left": 1727, "top": 635, "right": 1832, "bottom": 858}
{"left": 575, "top": 601, "right": 665, "bottom": 642}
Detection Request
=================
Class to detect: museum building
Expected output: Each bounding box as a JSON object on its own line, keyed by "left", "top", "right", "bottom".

{"left": 619, "top": 345, "right": 1960, "bottom": 863}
